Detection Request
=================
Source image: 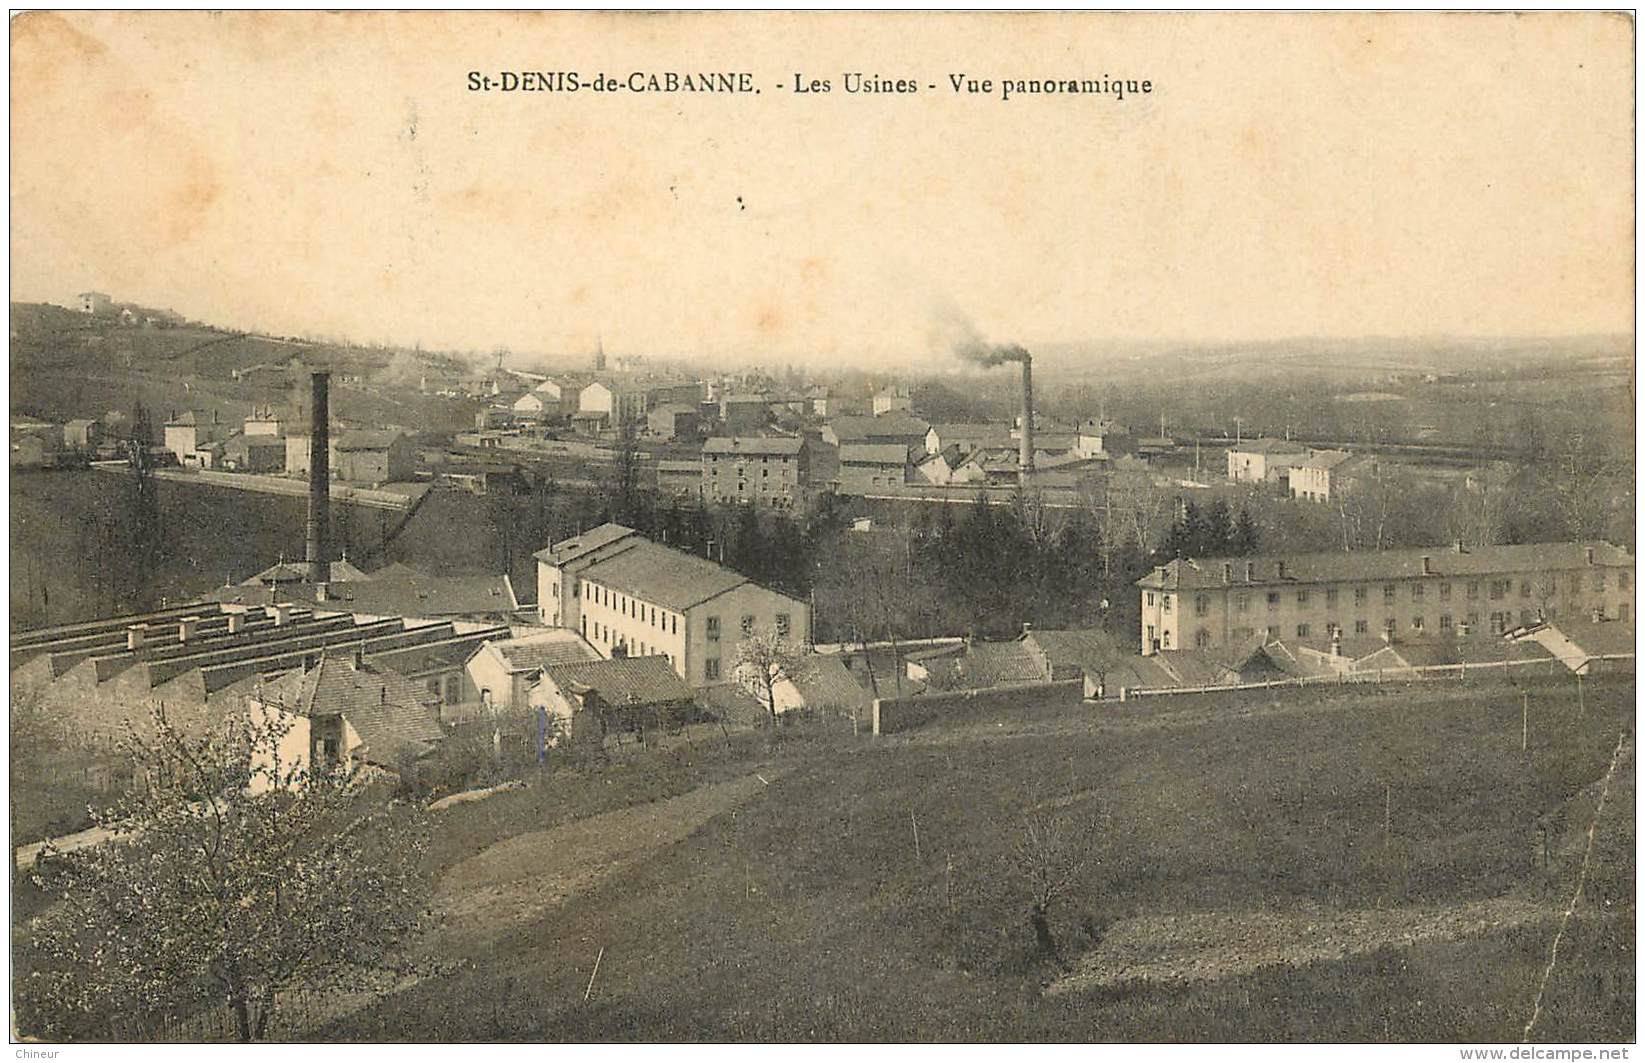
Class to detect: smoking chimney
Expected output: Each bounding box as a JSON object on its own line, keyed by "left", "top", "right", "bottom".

{"left": 1018, "top": 353, "right": 1035, "bottom": 480}
{"left": 306, "top": 371, "right": 331, "bottom": 586}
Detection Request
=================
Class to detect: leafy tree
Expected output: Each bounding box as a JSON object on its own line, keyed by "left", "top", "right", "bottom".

{"left": 20, "top": 706, "right": 430, "bottom": 1042}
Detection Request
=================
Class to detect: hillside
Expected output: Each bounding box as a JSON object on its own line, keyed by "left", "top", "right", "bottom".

{"left": 8, "top": 302, "right": 478, "bottom": 436}
{"left": 316, "top": 675, "right": 1633, "bottom": 1042}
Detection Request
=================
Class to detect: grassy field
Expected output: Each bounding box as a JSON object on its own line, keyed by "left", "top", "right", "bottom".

{"left": 309, "top": 673, "right": 1633, "bottom": 1042}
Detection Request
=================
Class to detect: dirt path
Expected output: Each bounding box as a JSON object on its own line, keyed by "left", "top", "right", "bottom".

{"left": 1048, "top": 895, "right": 1554, "bottom": 996}
{"left": 432, "top": 770, "right": 779, "bottom": 939}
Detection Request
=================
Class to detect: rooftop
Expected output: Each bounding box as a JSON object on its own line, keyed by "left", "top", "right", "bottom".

{"left": 325, "top": 571, "right": 519, "bottom": 619}
{"left": 839, "top": 443, "right": 910, "bottom": 465}
{"left": 579, "top": 539, "right": 752, "bottom": 612}
{"left": 1137, "top": 541, "right": 1634, "bottom": 591}
{"left": 1230, "top": 437, "right": 1309, "bottom": 455}
{"left": 827, "top": 413, "right": 931, "bottom": 441}
{"left": 484, "top": 629, "right": 601, "bottom": 673}
{"left": 539, "top": 655, "right": 694, "bottom": 707}
{"left": 334, "top": 430, "right": 404, "bottom": 451}
{"left": 532, "top": 522, "right": 640, "bottom": 567}
{"left": 703, "top": 436, "right": 805, "bottom": 456}
{"left": 253, "top": 650, "right": 445, "bottom": 761}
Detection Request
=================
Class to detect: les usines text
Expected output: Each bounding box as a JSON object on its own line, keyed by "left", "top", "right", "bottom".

{"left": 467, "top": 70, "right": 1154, "bottom": 101}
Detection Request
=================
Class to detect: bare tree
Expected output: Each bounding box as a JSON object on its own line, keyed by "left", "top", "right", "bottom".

{"left": 731, "top": 627, "right": 814, "bottom": 729}
{"left": 1004, "top": 810, "right": 1099, "bottom": 958}
{"left": 1106, "top": 466, "right": 1172, "bottom": 556}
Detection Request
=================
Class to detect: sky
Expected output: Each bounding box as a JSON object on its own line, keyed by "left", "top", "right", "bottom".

{"left": 9, "top": 11, "right": 1635, "bottom": 367}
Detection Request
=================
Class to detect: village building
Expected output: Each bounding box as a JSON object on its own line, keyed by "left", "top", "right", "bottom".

{"left": 1074, "top": 419, "right": 1135, "bottom": 459}
{"left": 332, "top": 430, "right": 416, "bottom": 484}
{"left": 221, "top": 432, "right": 288, "bottom": 473}
{"left": 1135, "top": 541, "right": 1636, "bottom": 656}
{"left": 1226, "top": 437, "right": 1310, "bottom": 486}
{"left": 243, "top": 647, "right": 446, "bottom": 791}
{"left": 528, "top": 655, "right": 696, "bottom": 746}
{"left": 823, "top": 413, "right": 931, "bottom": 452}
{"left": 656, "top": 458, "right": 705, "bottom": 498}
{"left": 702, "top": 436, "right": 810, "bottom": 506}
{"left": 62, "top": 418, "right": 101, "bottom": 451}
{"left": 836, "top": 443, "right": 911, "bottom": 494}
{"left": 718, "top": 393, "right": 773, "bottom": 434}
{"left": 871, "top": 387, "right": 912, "bottom": 416}
{"left": 512, "top": 391, "right": 551, "bottom": 420}
{"left": 464, "top": 629, "right": 602, "bottom": 714}
{"left": 77, "top": 291, "right": 114, "bottom": 315}
{"left": 1289, "top": 450, "right": 1380, "bottom": 502}
{"left": 163, "top": 410, "right": 228, "bottom": 467}
{"left": 925, "top": 423, "right": 1014, "bottom": 456}
{"left": 578, "top": 380, "right": 648, "bottom": 429}
{"left": 647, "top": 403, "right": 702, "bottom": 440}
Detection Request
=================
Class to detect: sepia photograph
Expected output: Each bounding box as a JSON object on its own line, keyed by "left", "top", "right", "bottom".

{"left": 5, "top": 8, "right": 1637, "bottom": 1048}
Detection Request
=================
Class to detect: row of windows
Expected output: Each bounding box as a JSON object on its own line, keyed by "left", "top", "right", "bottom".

{"left": 1200, "top": 604, "right": 1629, "bottom": 647}
{"left": 581, "top": 617, "right": 677, "bottom": 666}
{"left": 584, "top": 581, "right": 680, "bottom": 635}
{"left": 1160, "top": 571, "right": 1630, "bottom": 617}
{"left": 704, "top": 613, "right": 792, "bottom": 641}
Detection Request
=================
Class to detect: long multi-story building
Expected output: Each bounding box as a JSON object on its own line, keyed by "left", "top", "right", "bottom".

{"left": 535, "top": 523, "right": 811, "bottom": 688}
{"left": 701, "top": 436, "right": 809, "bottom": 507}
{"left": 1135, "top": 541, "right": 1635, "bottom": 655}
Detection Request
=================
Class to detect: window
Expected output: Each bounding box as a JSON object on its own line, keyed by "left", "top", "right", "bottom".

{"left": 321, "top": 737, "right": 339, "bottom": 762}
{"left": 1296, "top": 623, "right": 1310, "bottom": 637}
{"left": 1439, "top": 583, "right": 1451, "bottom": 601}
{"left": 1265, "top": 625, "right": 1279, "bottom": 638}
{"left": 1325, "top": 622, "right": 1340, "bottom": 637}
{"left": 1521, "top": 580, "right": 1532, "bottom": 599}
{"left": 1355, "top": 619, "right": 1369, "bottom": 634}
{"left": 707, "top": 616, "right": 721, "bottom": 642}
{"left": 1296, "top": 590, "right": 1309, "bottom": 606}
{"left": 1235, "top": 592, "right": 1250, "bottom": 612}
{"left": 1354, "top": 586, "right": 1368, "bottom": 606}
{"left": 426, "top": 678, "right": 441, "bottom": 699}
{"left": 446, "top": 675, "right": 461, "bottom": 703}
{"left": 1490, "top": 612, "right": 1506, "bottom": 635}
{"left": 1411, "top": 616, "right": 1424, "bottom": 631}
{"left": 1621, "top": 603, "right": 1630, "bottom": 622}
{"left": 1383, "top": 618, "right": 1396, "bottom": 635}
{"left": 1383, "top": 584, "right": 1396, "bottom": 604}
{"left": 1412, "top": 584, "right": 1424, "bottom": 601}
{"left": 1145, "top": 592, "right": 1154, "bottom": 606}
{"left": 1164, "top": 595, "right": 1174, "bottom": 613}
{"left": 705, "top": 658, "right": 721, "bottom": 681}
{"left": 1440, "top": 614, "right": 1452, "bottom": 630}
{"left": 1195, "top": 594, "right": 1209, "bottom": 617}
{"left": 1467, "top": 581, "right": 1480, "bottom": 600}
{"left": 741, "top": 614, "right": 756, "bottom": 637}
{"left": 776, "top": 613, "right": 791, "bottom": 638}
{"left": 1326, "top": 588, "right": 1339, "bottom": 607}
{"left": 1466, "top": 612, "right": 1479, "bottom": 629}
{"left": 1595, "top": 574, "right": 1607, "bottom": 592}
{"left": 1620, "top": 571, "right": 1630, "bottom": 591}
{"left": 671, "top": 614, "right": 678, "bottom": 635}
{"left": 1489, "top": 580, "right": 1508, "bottom": 601}
{"left": 1266, "top": 592, "right": 1280, "bottom": 610}
{"left": 1194, "top": 629, "right": 1211, "bottom": 649}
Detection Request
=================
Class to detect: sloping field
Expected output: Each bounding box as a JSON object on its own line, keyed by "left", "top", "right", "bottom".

{"left": 323, "top": 673, "right": 1633, "bottom": 1042}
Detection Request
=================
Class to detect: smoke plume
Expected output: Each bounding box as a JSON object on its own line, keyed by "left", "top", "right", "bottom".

{"left": 929, "top": 302, "right": 1029, "bottom": 366}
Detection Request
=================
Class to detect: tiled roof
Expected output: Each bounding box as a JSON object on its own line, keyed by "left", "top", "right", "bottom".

{"left": 827, "top": 414, "right": 930, "bottom": 442}
{"left": 650, "top": 403, "right": 699, "bottom": 416}
{"left": 786, "top": 656, "right": 872, "bottom": 713}
{"left": 1295, "top": 449, "right": 1355, "bottom": 470}
{"left": 167, "top": 409, "right": 220, "bottom": 427}
{"left": 838, "top": 443, "right": 910, "bottom": 465}
{"left": 540, "top": 655, "right": 693, "bottom": 707}
{"left": 532, "top": 522, "right": 640, "bottom": 566}
{"left": 1549, "top": 618, "right": 1636, "bottom": 658}
{"left": 485, "top": 630, "right": 600, "bottom": 673}
{"left": 240, "top": 558, "right": 373, "bottom": 586}
{"left": 1229, "top": 437, "right": 1309, "bottom": 455}
{"left": 703, "top": 436, "right": 804, "bottom": 456}
{"left": 579, "top": 539, "right": 750, "bottom": 611}
{"left": 252, "top": 650, "right": 444, "bottom": 760}
{"left": 1138, "top": 541, "right": 1634, "bottom": 591}
{"left": 1155, "top": 650, "right": 1235, "bottom": 687}
{"left": 334, "top": 430, "right": 404, "bottom": 451}
{"left": 1023, "top": 628, "right": 1128, "bottom": 671}
{"left": 327, "top": 571, "right": 519, "bottom": 618}
{"left": 960, "top": 640, "right": 1045, "bottom": 687}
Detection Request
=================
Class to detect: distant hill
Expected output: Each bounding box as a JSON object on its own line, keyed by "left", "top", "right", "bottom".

{"left": 8, "top": 302, "right": 478, "bottom": 435}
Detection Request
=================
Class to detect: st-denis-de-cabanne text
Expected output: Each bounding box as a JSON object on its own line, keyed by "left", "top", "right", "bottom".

{"left": 466, "top": 70, "right": 1153, "bottom": 101}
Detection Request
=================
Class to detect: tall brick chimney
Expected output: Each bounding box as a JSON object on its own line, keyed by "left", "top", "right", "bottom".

{"left": 1018, "top": 353, "right": 1035, "bottom": 481}
{"left": 306, "top": 371, "right": 331, "bottom": 586}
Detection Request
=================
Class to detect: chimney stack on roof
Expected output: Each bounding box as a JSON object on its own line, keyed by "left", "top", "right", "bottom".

{"left": 226, "top": 612, "right": 246, "bottom": 635}
{"left": 177, "top": 616, "right": 200, "bottom": 643}
{"left": 126, "top": 623, "right": 147, "bottom": 651}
